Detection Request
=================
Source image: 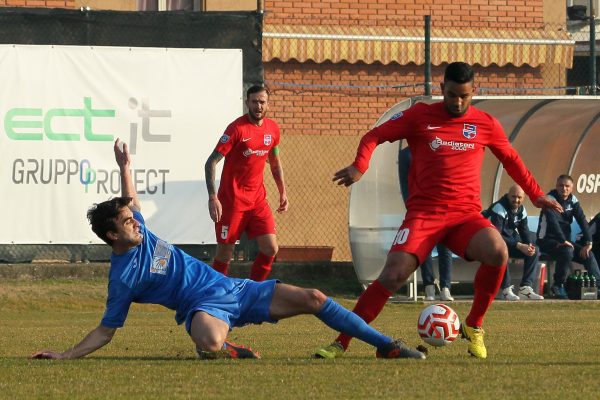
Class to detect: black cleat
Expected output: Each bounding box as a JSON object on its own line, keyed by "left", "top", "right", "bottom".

{"left": 376, "top": 339, "right": 426, "bottom": 359}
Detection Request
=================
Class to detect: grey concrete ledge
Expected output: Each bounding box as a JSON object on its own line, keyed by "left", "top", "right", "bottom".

{"left": 0, "top": 261, "right": 358, "bottom": 281}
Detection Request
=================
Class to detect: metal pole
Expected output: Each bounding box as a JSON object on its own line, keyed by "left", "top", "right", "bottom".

{"left": 424, "top": 15, "right": 431, "bottom": 96}
{"left": 590, "top": 0, "right": 597, "bottom": 94}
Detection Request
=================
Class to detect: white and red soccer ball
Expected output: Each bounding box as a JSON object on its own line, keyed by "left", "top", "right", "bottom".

{"left": 417, "top": 303, "right": 460, "bottom": 347}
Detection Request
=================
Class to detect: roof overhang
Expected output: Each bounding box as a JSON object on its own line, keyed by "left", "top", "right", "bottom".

{"left": 263, "top": 25, "right": 575, "bottom": 68}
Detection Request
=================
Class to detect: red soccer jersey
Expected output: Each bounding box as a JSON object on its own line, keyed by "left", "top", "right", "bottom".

{"left": 214, "top": 115, "right": 280, "bottom": 210}
{"left": 353, "top": 101, "right": 544, "bottom": 214}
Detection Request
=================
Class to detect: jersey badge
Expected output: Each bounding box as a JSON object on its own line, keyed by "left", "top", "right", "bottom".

{"left": 150, "top": 239, "right": 171, "bottom": 275}
{"left": 264, "top": 134, "right": 272, "bottom": 146}
{"left": 390, "top": 112, "right": 403, "bottom": 120}
{"left": 220, "top": 134, "right": 230, "bottom": 144}
{"left": 463, "top": 123, "right": 477, "bottom": 139}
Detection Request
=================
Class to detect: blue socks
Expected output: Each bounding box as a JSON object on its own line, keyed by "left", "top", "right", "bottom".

{"left": 315, "top": 298, "right": 392, "bottom": 349}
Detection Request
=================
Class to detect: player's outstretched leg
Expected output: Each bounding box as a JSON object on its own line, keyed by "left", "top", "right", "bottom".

{"left": 315, "top": 251, "right": 417, "bottom": 358}
{"left": 269, "top": 284, "right": 424, "bottom": 360}
{"left": 313, "top": 297, "right": 425, "bottom": 360}
{"left": 314, "top": 280, "right": 392, "bottom": 359}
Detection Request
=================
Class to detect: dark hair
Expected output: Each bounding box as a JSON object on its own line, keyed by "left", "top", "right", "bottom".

{"left": 246, "top": 84, "right": 270, "bottom": 99}
{"left": 87, "top": 197, "right": 132, "bottom": 245}
{"left": 444, "top": 62, "right": 475, "bottom": 84}
{"left": 557, "top": 174, "right": 573, "bottom": 183}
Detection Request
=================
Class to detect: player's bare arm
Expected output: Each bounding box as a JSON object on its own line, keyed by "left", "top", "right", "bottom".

{"left": 268, "top": 146, "right": 289, "bottom": 213}
{"left": 333, "top": 165, "right": 363, "bottom": 187}
{"left": 114, "top": 139, "right": 141, "bottom": 212}
{"left": 533, "top": 195, "right": 563, "bottom": 214}
{"left": 31, "top": 325, "right": 116, "bottom": 360}
{"left": 204, "top": 151, "right": 224, "bottom": 222}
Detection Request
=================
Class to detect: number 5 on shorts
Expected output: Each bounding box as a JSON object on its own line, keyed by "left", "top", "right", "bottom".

{"left": 221, "top": 225, "right": 229, "bottom": 240}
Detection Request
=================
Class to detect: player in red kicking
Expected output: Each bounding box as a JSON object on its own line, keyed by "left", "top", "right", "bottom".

{"left": 205, "top": 85, "right": 288, "bottom": 281}
{"left": 315, "top": 62, "right": 562, "bottom": 359}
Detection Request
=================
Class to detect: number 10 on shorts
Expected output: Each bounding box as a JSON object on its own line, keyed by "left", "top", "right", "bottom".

{"left": 393, "top": 228, "right": 410, "bottom": 245}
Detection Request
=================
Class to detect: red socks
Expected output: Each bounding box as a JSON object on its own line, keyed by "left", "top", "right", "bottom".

{"left": 213, "top": 253, "right": 275, "bottom": 281}
{"left": 250, "top": 252, "right": 275, "bottom": 281}
{"left": 335, "top": 279, "right": 393, "bottom": 350}
{"left": 466, "top": 264, "right": 506, "bottom": 328}
{"left": 212, "top": 259, "right": 230, "bottom": 275}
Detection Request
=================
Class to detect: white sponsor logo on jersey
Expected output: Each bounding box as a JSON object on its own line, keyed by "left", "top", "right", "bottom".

{"left": 429, "top": 136, "right": 475, "bottom": 152}
{"left": 243, "top": 148, "right": 269, "bottom": 157}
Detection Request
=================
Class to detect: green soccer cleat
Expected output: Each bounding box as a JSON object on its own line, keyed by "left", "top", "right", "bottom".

{"left": 314, "top": 341, "right": 345, "bottom": 359}
{"left": 460, "top": 323, "right": 487, "bottom": 359}
{"left": 376, "top": 339, "right": 426, "bottom": 359}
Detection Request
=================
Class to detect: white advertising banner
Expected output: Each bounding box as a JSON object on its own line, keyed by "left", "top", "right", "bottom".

{"left": 0, "top": 45, "right": 243, "bottom": 244}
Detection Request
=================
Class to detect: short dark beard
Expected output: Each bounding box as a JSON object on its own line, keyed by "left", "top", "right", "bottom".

{"left": 248, "top": 110, "right": 264, "bottom": 124}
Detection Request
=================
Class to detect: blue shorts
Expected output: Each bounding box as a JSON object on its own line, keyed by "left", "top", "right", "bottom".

{"left": 184, "top": 278, "right": 279, "bottom": 334}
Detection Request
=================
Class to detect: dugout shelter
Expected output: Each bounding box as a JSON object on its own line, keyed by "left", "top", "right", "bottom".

{"left": 349, "top": 96, "right": 600, "bottom": 298}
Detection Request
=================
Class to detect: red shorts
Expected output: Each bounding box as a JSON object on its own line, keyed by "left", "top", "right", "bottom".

{"left": 215, "top": 200, "right": 276, "bottom": 244}
{"left": 389, "top": 211, "right": 494, "bottom": 264}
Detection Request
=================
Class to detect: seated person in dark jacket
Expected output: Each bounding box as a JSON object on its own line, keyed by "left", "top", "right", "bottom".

{"left": 484, "top": 185, "right": 543, "bottom": 300}
{"left": 536, "top": 175, "right": 598, "bottom": 299}
{"left": 587, "top": 212, "right": 600, "bottom": 265}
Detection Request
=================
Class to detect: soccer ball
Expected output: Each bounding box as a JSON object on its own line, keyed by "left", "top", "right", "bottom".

{"left": 417, "top": 303, "right": 460, "bottom": 347}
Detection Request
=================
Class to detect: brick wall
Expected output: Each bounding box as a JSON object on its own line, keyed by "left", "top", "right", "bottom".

{"left": 263, "top": 0, "right": 553, "bottom": 136}
{"left": 264, "top": 0, "right": 545, "bottom": 29}
{"left": 266, "top": 61, "right": 421, "bottom": 136}
{"left": 0, "top": 0, "right": 76, "bottom": 7}
{"left": 265, "top": 61, "right": 543, "bottom": 137}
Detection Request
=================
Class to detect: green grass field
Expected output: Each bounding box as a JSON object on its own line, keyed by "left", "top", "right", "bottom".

{"left": 2, "top": 278, "right": 600, "bottom": 399}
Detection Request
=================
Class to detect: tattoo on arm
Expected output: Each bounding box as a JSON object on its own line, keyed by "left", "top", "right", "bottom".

{"left": 205, "top": 151, "right": 224, "bottom": 196}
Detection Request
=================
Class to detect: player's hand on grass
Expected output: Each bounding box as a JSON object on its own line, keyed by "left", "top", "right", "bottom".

{"left": 533, "top": 195, "right": 563, "bottom": 213}
{"left": 333, "top": 165, "right": 363, "bottom": 187}
{"left": 30, "top": 350, "right": 65, "bottom": 360}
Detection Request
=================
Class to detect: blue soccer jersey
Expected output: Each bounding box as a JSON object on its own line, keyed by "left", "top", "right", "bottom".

{"left": 101, "top": 210, "right": 232, "bottom": 328}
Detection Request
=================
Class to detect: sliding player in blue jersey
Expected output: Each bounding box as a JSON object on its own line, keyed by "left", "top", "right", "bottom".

{"left": 32, "top": 139, "right": 425, "bottom": 360}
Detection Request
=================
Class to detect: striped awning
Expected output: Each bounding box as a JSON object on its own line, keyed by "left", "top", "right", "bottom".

{"left": 263, "top": 25, "right": 574, "bottom": 68}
